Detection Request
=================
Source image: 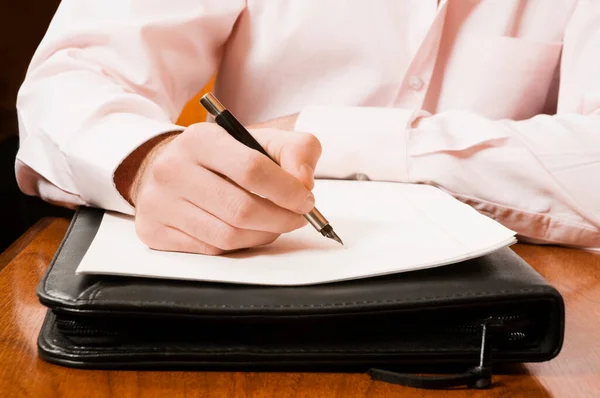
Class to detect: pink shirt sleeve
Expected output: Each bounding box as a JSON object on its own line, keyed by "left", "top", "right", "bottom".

{"left": 15, "top": 0, "right": 245, "bottom": 214}
{"left": 295, "top": 2, "right": 600, "bottom": 247}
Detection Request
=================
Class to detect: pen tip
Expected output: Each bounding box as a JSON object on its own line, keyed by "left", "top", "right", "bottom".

{"left": 327, "top": 230, "right": 344, "bottom": 246}
{"left": 320, "top": 224, "right": 344, "bottom": 246}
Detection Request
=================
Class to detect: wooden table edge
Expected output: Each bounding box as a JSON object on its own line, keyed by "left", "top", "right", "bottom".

{"left": 0, "top": 218, "right": 56, "bottom": 273}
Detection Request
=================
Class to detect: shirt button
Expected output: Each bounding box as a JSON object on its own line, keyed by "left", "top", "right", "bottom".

{"left": 409, "top": 76, "right": 424, "bottom": 91}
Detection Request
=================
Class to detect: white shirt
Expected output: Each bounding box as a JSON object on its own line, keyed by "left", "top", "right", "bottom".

{"left": 15, "top": 0, "right": 600, "bottom": 247}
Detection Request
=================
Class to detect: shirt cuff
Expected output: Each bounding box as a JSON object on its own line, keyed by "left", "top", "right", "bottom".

{"left": 63, "top": 113, "right": 184, "bottom": 215}
{"left": 294, "top": 105, "right": 423, "bottom": 182}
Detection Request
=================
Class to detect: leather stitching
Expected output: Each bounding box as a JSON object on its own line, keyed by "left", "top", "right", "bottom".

{"left": 48, "top": 345, "right": 477, "bottom": 354}
{"left": 70, "top": 287, "right": 547, "bottom": 308}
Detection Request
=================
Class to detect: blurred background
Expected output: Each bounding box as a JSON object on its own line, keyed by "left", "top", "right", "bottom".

{"left": 0, "top": 2, "right": 213, "bottom": 252}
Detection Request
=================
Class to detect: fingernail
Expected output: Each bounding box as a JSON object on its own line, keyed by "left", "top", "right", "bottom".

{"left": 299, "top": 164, "right": 315, "bottom": 189}
{"left": 305, "top": 191, "right": 315, "bottom": 211}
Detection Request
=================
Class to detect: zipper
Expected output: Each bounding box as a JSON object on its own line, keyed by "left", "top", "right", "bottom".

{"left": 56, "top": 318, "right": 119, "bottom": 337}
{"left": 57, "top": 313, "right": 531, "bottom": 343}
{"left": 448, "top": 314, "right": 529, "bottom": 343}
{"left": 58, "top": 313, "right": 528, "bottom": 389}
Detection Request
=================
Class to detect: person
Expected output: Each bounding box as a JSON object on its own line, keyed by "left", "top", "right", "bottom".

{"left": 15, "top": 0, "right": 600, "bottom": 254}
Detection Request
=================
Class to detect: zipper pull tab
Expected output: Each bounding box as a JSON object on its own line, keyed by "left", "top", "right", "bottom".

{"left": 368, "top": 317, "right": 505, "bottom": 390}
{"left": 465, "top": 317, "right": 505, "bottom": 388}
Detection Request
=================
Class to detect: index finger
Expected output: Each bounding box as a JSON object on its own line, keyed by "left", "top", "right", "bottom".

{"left": 186, "top": 124, "right": 315, "bottom": 215}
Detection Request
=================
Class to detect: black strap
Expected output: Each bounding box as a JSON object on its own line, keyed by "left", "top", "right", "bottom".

{"left": 368, "top": 366, "right": 491, "bottom": 390}
{"left": 368, "top": 317, "right": 504, "bottom": 390}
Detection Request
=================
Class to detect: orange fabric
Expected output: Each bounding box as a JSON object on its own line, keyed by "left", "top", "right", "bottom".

{"left": 176, "top": 76, "right": 216, "bottom": 127}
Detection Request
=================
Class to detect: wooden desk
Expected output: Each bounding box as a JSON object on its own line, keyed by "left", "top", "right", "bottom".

{"left": 1, "top": 218, "right": 599, "bottom": 397}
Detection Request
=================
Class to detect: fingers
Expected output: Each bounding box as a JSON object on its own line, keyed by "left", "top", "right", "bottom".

{"left": 136, "top": 222, "right": 226, "bottom": 256}
{"left": 173, "top": 201, "right": 280, "bottom": 251}
{"left": 184, "top": 123, "right": 316, "bottom": 214}
{"left": 160, "top": 164, "right": 307, "bottom": 233}
{"left": 133, "top": 122, "right": 321, "bottom": 256}
{"left": 137, "top": 193, "right": 280, "bottom": 251}
{"left": 252, "top": 128, "right": 322, "bottom": 190}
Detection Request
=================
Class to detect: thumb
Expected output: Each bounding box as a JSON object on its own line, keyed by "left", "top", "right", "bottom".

{"left": 250, "top": 128, "right": 322, "bottom": 190}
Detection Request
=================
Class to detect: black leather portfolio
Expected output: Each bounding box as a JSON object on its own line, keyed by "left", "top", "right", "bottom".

{"left": 37, "top": 208, "right": 565, "bottom": 390}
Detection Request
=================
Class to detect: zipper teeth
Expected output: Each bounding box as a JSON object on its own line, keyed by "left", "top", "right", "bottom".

{"left": 450, "top": 314, "right": 528, "bottom": 337}
{"left": 68, "top": 328, "right": 118, "bottom": 336}
{"left": 508, "top": 332, "right": 526, "bottom": 341}
{"left": 455, "top": 314, "right": 526, "bottom": 328}
{"left": 497, "top": 315, "right": 524, "bottom": 322}
{"left": 57, "top": 320, "right": 119, "bottom": 336}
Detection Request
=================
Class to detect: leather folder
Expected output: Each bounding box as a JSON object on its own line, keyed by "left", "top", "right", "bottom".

{"left": 36, "top": 208, "right": 565, "bottom": 390}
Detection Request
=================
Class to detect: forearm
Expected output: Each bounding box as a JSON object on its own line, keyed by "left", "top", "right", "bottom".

{"left": 296, "top": 105, "right": 600, "bottom": 247}
{"left": 16, "top": 0, "right": 243, "bottom": 213}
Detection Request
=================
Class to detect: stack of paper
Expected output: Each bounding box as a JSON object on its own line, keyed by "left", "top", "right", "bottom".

{"left": 76, "top": 180, "right": 516, "bottom": 285}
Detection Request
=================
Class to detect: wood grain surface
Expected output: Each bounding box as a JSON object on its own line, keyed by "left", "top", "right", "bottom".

{"left": 0, "top": 217, "right": 598, "bottom": 397}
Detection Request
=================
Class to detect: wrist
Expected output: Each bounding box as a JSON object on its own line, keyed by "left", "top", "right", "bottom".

{"left": 114, "top": 131, "right": 179, "bottom": 206}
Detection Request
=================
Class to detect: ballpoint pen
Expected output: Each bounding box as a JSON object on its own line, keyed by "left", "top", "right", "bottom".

{"left": 199, "top": 92, "right": 343, "bottom": 245}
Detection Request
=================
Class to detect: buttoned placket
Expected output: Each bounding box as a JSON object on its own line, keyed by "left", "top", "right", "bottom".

{"left": 393, "top": 0, "right": 449, "bottom": 111}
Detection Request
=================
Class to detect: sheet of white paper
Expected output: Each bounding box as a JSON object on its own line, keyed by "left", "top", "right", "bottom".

{"left": 76, "top": 180, "right": 516, "bottom": 285}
